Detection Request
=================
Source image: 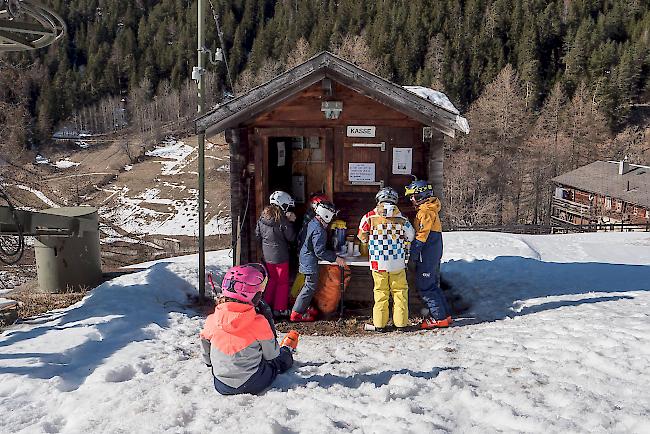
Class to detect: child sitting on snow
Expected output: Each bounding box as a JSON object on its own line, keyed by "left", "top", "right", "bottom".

{"left": 200, "top": 263, "right": 299, "bottom": 395}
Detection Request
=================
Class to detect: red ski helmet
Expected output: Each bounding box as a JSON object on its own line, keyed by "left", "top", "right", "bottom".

{"left": 309, "top": 192, "right": 329, "bottom": 211}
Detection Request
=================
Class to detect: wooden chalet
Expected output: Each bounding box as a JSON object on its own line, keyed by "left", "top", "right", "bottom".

{"left": 551, "top": 160, "right": 650, "bottom": 229}
{"left": 196, "top": 51, "right": 469, "bottom": 301}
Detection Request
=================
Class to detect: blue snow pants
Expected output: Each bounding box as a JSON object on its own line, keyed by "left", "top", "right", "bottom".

{"left": 414, "top": 231, "right": 450, "bottom": 320}
{"left": 213, "top": 347, "right": 293, "bottom": 395}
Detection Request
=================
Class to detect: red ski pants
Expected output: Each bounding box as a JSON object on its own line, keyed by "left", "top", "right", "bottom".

{"left": 264, "top": 262, "right": 290, "bottom": 311}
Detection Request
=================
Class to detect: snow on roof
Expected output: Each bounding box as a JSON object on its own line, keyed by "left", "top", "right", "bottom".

{"left": 403, "top": 86, "right": 470, "bottom": 134}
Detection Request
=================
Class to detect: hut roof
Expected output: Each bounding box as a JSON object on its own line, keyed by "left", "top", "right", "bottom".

{"left": 196, "top": 51, "right": 469, "bottom": 138}
{"left": 552, "top": 161, "right": 650, "bottom": 208}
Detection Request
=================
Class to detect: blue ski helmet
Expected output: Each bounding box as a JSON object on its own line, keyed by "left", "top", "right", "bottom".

{"left": 405, "top": 180, "right": 434, "bottom": 204}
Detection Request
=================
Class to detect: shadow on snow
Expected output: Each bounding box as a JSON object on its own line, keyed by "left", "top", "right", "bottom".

{"left": 0, "top": 263, "right": 197, "bottom": 391}
{"left": 443, "top": 256, "right": 650, "bottom": 324}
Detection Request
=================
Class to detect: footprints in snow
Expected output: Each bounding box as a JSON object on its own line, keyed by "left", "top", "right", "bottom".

{"left": 104, "top": 361, "right": 153, "bottom": 383}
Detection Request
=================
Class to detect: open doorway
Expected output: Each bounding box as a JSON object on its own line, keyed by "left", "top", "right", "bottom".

{"left": 266, "top": 135, "right": 333, "bottom": 216}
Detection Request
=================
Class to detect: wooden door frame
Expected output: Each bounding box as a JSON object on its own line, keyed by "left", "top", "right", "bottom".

{"left": 253, "top": 127, "right": 334, "bottom": 223}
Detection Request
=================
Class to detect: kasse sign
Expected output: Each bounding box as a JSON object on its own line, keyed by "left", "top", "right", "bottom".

{"left": 346, "top": 126, "right": 376, "bottom": 137}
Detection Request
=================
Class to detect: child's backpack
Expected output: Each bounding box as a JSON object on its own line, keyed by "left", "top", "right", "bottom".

{"left": 313, "top": 264, "right": 351, "bottom": 315}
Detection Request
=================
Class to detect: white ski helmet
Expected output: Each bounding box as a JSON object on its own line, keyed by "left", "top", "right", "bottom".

{"left": 269, "top": 191, "right": 295, "bottom": 212}
{"left": 375, "top": 187, "right": 399, "bottom": 204}
{"left": 314, "top": 201, "right": 337, "bottom": 224}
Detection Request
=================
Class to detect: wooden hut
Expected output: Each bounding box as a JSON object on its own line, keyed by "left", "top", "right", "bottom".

{"left": 196, "top": 51, "right": 469, "bottom": 302}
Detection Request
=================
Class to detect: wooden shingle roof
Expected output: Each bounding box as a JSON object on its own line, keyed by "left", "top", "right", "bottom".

{"left": 196, "top": 51, "right": 469, "bottom": 138}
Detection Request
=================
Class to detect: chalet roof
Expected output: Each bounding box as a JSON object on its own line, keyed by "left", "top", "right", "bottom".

{"left": 552, "top": 161, "right": 650, "bottom": 208}
{"left": 196, "top": 51, "right": 469, "bottom": 138}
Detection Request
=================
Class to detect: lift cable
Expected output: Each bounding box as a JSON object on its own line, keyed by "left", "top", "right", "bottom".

{"left": 206, "top": 0, "right": 235, "bottom": 97}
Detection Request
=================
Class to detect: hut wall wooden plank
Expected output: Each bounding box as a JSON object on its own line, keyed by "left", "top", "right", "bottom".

{"left": 428, "top": 133, "right": 445, "bottom": 220}
{"left": 248, "top": 82, "right": 423, "bottom": 128}
{"left": 226, "top": 127, "right": 252, "bottom": 265}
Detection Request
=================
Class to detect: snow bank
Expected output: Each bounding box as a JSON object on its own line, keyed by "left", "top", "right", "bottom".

{"left": 1, "top": 233, "right": 649, "bottom": 433}
{"left": 34, "top": 155, "right": 50, "bottom": 165}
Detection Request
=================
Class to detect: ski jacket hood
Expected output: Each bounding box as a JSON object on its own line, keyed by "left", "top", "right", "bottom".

{"left": 419, "top": 197, "right": 441, "bottom": 214}
{"left": 214, "top": 302, "right": 257, "bottom": 335}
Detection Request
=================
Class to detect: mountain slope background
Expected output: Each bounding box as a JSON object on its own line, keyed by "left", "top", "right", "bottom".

{"left": 1, "top": 0, "right": 649, "bottom": 227}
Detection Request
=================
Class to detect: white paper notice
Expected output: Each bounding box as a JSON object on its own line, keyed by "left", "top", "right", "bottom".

{"left": 348, "top": 163, "right": 375, "bottom": 183}
{"left": 392, "top": 148, "right": 412, "bottom": 175}
{"left": 277, "top": 141, "right": 286, "bottom": 167}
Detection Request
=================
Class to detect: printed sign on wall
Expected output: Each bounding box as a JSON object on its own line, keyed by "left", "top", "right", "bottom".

{"left": 346, "top": 126, "right": 376, "bottom": 138}
{"left": 392, "top": 148, "right": 412, "bottom": 175}
{"left": 348, "top": 163, "right": 376, "bottom": 183}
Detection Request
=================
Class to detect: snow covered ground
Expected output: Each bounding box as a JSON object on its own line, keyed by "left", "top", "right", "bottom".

{"left": 1, "top": 232, "right": 649, "bottom": 433}
{"left": 99, "top": 186, "right": 230, "bottom": 237}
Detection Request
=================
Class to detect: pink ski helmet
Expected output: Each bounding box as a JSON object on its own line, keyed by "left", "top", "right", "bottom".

{"left": 221, "top": 263, "right": 268, "bottom": 304}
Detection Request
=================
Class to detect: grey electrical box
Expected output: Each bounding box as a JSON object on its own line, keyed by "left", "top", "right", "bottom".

{"left": 292, "top": 175, "right": 306, "bottom": 203}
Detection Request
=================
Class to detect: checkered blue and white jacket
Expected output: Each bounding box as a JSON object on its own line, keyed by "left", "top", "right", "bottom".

{"left": 357, "top": 203, "right": 415, "bottom": 272}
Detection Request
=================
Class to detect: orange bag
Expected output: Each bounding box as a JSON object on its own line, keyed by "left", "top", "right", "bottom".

{"left": 313, "top": 264, "right": 351, "bottom": 314}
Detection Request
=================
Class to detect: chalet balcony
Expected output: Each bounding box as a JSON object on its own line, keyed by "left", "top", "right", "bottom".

{"left": 551, "top": 197, "right": 593, "bottom": 216}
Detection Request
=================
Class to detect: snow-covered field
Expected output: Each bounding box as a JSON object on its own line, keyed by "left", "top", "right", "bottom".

{"left": 99, "top": 138, "right": 231, "bottom": 238}
{"left": 1, "top": 232, "right": 649, "bottom": 433}
{"left": 99, "top": 186, "right": 230, "bottom": 237}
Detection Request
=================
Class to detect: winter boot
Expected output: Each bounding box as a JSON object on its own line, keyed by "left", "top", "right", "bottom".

{"left": 306, "top": 306, "right": 319, "bottom": 318}
{"left": 280, "top": 330, "right": 300, "bottom": 351}
{"left": 420, "top": 316, "right": 452, "bottom": 329}
{"left": 273, "top": 309, "right": 291, "bottom": 319}
{"left": 290, "top": 310, "right": 316, "bottom": 322}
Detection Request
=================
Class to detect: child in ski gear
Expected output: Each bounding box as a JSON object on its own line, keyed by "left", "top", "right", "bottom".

{"left": 358, "top": 187, "right": 415, "bottom": 330}
{"left": 200, "top": 264, "right": 294, "bottom": 395}
{"left": 255, "top": 191, "right": 297, "bottom": 316}
{"left": 297, "top": 192, "right": 330, "bottom": 248}
{"left": 405, "top": 180, "right": 452, "bottom": 329}
{"left": 291, "top": 200, "right": 345, "bottom": 322}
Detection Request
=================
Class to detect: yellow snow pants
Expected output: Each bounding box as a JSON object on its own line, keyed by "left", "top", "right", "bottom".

{"left": 371, "top": 269, "right": 409, "bottom": 328}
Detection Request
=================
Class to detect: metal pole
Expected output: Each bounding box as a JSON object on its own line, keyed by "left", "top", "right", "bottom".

{"left": 197, "top": 0, "right": 206, "bottom": 302}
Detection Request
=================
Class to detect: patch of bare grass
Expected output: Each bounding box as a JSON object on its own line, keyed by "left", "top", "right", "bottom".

{"left": 10, "top": 288, "right": 88, "bottom": 320}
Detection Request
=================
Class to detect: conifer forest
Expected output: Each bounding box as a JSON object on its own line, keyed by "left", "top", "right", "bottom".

{"left": 1, "top": 0, "right": 649, "bottom": 226}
